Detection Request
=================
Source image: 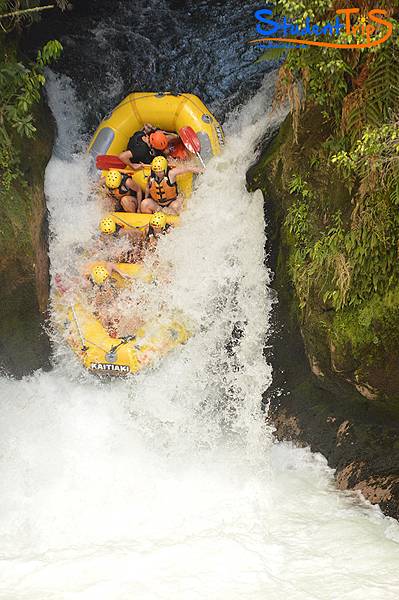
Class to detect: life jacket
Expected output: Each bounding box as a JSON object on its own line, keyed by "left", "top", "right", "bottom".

{"left": 148, "top": 169, "right": 177, "bottom": 206}
{"left": 112, "top": 174, "right": 134, "bottom": 199}
{"left": 168, "top": 138, "right": 188, "bottom": 160}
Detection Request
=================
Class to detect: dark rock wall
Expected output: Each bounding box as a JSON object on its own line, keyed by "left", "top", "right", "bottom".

{"left": 248, "top": 109, "right": 399, "bottom": 520}
{"left": 0, "top": 99, "right": 53, "bottom": 376}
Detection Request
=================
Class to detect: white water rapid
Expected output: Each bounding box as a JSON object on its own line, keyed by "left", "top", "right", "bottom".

{"left": 0, "top": 72, "right": 399, "bottom": 599}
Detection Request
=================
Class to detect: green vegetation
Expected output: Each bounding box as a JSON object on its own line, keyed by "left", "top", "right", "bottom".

{"left": 286, "top": 178, "right": 350, "bottom": 310}
{"left": 0, "top": 39, "right": 62, "bottom": 193}
{"left": 0, "top": 2, "right": 67, "bottom": 371}
{"left": 0, "top": 0, "right": 64, "bottom": 286}
{"left": 0, "top": 2, "right": 63, "bottom": 264}
{"left": 0, "top": 1, "right": 65, "bottom": 191}
{"left": 259, "top": 0, "right": 399, "bottom": 394}
{"left": 0, "top": 0, "right": 68, "bottom": 30}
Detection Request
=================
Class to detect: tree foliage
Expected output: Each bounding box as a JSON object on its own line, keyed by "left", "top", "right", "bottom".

{"left": 0, "top": 3, "right": 62, "bottom": 192}
{"left": 272, "top": 0, "right": 399, "bottom": 327}
{"left": 0, "top": 1, "right": 69, "bottom": 31}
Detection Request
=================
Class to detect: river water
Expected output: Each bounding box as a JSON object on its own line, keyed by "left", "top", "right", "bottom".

{"left": 1, "top": 1, "right": 399, "bottom": 597}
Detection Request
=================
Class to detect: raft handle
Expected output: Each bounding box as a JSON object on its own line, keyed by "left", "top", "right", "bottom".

{"left": 155, "top": 92, "right": 181, "bottom": 98}
{"left": 105, "top": 335, "right": 136, "bottom": 363}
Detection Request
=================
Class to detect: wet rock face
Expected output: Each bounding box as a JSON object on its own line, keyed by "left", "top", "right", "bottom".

{"left": 0, "top": 98, "right": 53, "bottom": 377}
{"left": 270, "top": 401, "right": 399, "bottom": 520}
{"left": 248, "top": 114, "right": 399, "bottom": 520}
{"left": 249, "top": 106, "right": 399, "bottom": 405}
{"left": 25, "top": 0, "right": 277, "bottom": 131}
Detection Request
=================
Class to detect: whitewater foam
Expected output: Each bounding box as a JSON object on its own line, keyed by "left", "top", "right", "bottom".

{"left": 0, "top": 70, "right": 399, "bottom": 599}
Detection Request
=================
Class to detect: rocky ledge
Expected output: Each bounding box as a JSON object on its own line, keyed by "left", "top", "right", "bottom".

{"left": 248, "top": 110, "right": 399, "bottom": 520}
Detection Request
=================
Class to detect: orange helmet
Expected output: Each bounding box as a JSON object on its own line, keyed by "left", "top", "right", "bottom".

{"left": 149, "top": 131, "right": 168, "bottom": 150}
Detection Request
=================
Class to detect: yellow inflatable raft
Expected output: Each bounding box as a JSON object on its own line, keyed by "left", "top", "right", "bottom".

{"left": 109, "top": 212, "right": 179, "bottom": 230}
{"left": 88, "top": 91, "right": 224, "bottom": 197}
{"left": 61, "top": 92, "right": 223, "bottom": 376}
{"left": 57, "top": 262, "right": 190, "bottom": 376}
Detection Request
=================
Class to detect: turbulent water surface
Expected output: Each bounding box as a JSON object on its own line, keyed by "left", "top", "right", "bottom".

{"left": 1, "top": 2, "right": 399, "bottom": 598}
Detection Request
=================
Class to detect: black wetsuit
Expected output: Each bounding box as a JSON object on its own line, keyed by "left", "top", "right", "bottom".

{"left": 118, "top": 174, "right": 134, "bottom": 196}
{"left": 146, "top": 224, "right": 171, "bottom": 239}
{"left": 113, "top": 174, "right": 137, "bottom": 211}
{"left": 127, "top": 130, "right": 163, "bottom": 164}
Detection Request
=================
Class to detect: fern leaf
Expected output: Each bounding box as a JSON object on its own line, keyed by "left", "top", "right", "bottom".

{"left": 365, "top": 48, "right": 399, "bottom": 124}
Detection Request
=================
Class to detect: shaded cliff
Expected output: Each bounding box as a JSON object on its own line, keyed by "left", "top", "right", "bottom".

{"left": 248, "top": 107, "right": 399, "bottom": 520}
{"left": 0, "top": 18, "right": 63, "bottom": 377}
{"left": 0, "top": 98, "right": 53, "bottom": 376}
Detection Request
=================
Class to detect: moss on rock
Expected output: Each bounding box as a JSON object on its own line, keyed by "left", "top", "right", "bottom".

{"left": 249, "top": 103, "right": 399, "bottom": 518}
{"left": 0, "top": 97, "right": 53, "bottom": 376}
{"left": 251, "top": 102, "right": 399, "bottom": 404}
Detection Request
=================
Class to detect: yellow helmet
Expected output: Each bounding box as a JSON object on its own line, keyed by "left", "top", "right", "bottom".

{"left": 105, "top": 169, "right": 122, "bottom": 189}
{"left": 150, "top": 211, "right": 167, "bottom": 229}
{"left": 100, "top": 216, "right": 116, "bottom": 235}
{"left": 91, "top": 265, "right": 110, "bottom": 285}
{"left": 151, "top": 156, "right": 168, "bottom": 173}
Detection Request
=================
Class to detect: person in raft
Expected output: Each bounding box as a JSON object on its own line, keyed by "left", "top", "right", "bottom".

{"left": 100, "top": 213, "right": 170, "bottom": 240}
{"left": 84, "top": 263, "right": 131, "bottom": 289}
{"left": 98, "top": 214, "right": 170, "bottom": 261}
{"left": 142, "top": 211, "right": 171, "bottom": 249}
{"left": 101, "top": 169, "right": 142, "bottom": 213}
{"left": 118, "top": 124, "right": 175, "bottom": 168}
{"left": 141, "top": 156, "right": 204, "bottom": 215}
{"left": 84, "top": 264, "right": 123, "bottom": 337}
{"left": 54, "top": 262, "right": 126, "bottom": 295}
{"left": 98, "top": 216, "right": 144, "bottom": 263}
{"left": 99, "top": 215, "right": 126, "bottom": 237}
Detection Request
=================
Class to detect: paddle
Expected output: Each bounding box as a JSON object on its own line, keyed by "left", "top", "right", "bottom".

{"left": 96, "top": 128, "right": 203, "bottom": 171}
{"left": 96, "top": 154, "right": 130, "bottom": 170}
{"left": 95, "top": 155, "right": 153, "bottom": 175}
{"left": 179, "top": 126, "right": 205, "bottom": 168}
